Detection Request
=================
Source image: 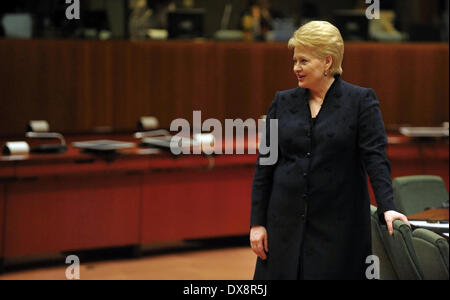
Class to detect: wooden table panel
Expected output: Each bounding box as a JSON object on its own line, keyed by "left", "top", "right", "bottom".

{"left": 0, "top": 164, "right": 15, "bottom": 179}
{"left": 0, "top": 183, "right": 4, "bottom": 258}
{"left": 141, "top": 167, "right": 253, "bottom": 243}
{"left": 14, "top": 158, "right": 150, "bottom": 178}
{"left": 3, "top": 174, "right": 141, "bottom": 258}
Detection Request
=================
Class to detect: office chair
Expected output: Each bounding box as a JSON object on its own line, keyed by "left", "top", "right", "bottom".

{"left": 412, "top": 228, "right": 449, "bottom": 280}
{"left": 370, "top": 205, "right": 399, "bottom": 279}
{"left": 378, "top": 219, "right": 424, "bottom": 280}
{"left": 393, "top": 175, "right": 449, "bottom": 216}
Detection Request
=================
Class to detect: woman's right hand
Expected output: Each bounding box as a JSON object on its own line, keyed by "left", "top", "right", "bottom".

{"left": 250, "top": 225, "right": 269, "bottom": 260}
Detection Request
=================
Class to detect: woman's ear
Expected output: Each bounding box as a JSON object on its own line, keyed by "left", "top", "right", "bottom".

{"left": 325, "top": 55, "right": 333, "bottom": 71}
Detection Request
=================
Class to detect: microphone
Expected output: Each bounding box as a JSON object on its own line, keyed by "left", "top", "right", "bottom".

{"left": 134, "top": 129, "right": 171, "bottom": 139}
{"left": 25, "top": 131, "right": 67, "bottom": 153}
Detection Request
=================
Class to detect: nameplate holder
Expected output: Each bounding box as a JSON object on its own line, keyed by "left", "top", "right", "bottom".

{"left": 193, "top": 133, "right": 215, "bottom": 146}
{"left": 138, "top": 116, "right": 159, "bottom": 131}
{"left": 2, "top": 141, "right": 30, "bottom": 155}
{"left": 27, "top": 120, "right": 50, "bottom": 132}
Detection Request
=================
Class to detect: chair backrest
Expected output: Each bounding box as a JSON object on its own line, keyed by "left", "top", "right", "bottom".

{"left": 393, "top": 175, "right": 449, "bottom": 216}
{"left": 378, "top": 219, "right": 424, "bottom": 279}
{"left": 412, "top": 228, "right": 449, "bottom": 280}
{"left": 370, "top": 205, "right": 398, "bottom": 280}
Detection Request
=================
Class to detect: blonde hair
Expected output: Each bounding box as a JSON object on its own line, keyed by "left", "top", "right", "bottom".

{"left": 288, "top": 21, "right": 344, "bottom": 75}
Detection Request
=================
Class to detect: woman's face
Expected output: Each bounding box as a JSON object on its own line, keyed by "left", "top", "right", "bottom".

{"left": 293, "top": 46, "right": 330, "bottom": 90}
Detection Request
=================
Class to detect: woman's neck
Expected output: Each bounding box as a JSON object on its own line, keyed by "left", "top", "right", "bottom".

{"left": 309, "top": 76, "right": 336, "bottom": 101}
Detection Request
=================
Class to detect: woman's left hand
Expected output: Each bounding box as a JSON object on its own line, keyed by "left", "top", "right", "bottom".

{"left": 384, "top": 210, "right": 410, "bottom": 235}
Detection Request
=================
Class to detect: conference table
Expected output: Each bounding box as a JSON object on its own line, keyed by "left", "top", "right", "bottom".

{"left": 0, "top": 131, "right": 448, "bottom": 268}
{"left": 408, "top": 208, "right": 449, "bottom": 222}
{"left": 408, "top": 208, "right": 449, "bottom": 240}
{"left": 0, "top": 132, "right": 259, "bottom": 267}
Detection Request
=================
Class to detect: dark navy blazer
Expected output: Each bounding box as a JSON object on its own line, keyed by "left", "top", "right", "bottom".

{"left": 250, "top": 76, "right": 397, "bottom": 279}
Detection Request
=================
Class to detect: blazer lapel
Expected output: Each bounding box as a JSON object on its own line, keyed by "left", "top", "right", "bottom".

{"left": 288, "top": 87, "right": 308, "bottom": 115}
{"left": 285, "top": 76, "right": 343, "bottom": 122}
{"left": 313, "top": 76, "right": 343, "bottom": 122}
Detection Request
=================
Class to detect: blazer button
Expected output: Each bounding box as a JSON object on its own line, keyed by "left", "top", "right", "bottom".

{"left": 300, "top": 214, "right": 306, "bottom": 222}
{"left": 306, "top": 152, "right": 311, "bottom": 158}
{"left": 303, "top": 172, "right": 308, "bottom": 177}
{"left": 302, "top": 193, "right": 308, "bottom": 199}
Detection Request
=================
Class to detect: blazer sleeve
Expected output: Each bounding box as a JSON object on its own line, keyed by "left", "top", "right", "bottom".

{"left": 250, "top": 92, "right": 279, "bottom": 227}
{"left": 358, "top": 88, "right": 397, "bottom": 220}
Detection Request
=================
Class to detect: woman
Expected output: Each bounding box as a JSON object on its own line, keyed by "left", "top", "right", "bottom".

{"left": 249, "top": 21, "right": 409, "bottom": 280}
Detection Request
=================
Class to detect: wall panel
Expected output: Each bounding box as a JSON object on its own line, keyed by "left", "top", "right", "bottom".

{"left": 0, "top": 40, "right": 447, "bottom": 137}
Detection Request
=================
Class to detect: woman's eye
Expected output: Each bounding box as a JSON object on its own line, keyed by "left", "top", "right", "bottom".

{"left": 293, "top": 59, "right": 307, "bottom": 65}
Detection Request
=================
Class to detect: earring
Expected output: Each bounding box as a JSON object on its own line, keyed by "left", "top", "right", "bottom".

{"left": 324, "top": 71, "right": 328, "bottom": 77}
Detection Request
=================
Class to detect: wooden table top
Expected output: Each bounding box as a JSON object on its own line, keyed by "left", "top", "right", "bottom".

{"left": 408, "top": 208, "right": 449, "bottom": 222}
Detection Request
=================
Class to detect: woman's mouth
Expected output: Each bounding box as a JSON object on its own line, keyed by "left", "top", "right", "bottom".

{"left": 297, "top": 75, "right": 306, "bottom": 82}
